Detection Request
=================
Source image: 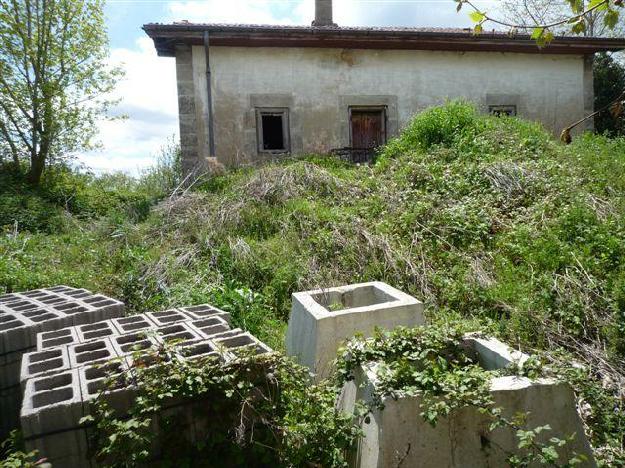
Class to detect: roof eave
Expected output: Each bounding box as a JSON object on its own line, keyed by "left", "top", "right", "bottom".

{"left": 142, "top": 24, "right": 625, "bottom": 57}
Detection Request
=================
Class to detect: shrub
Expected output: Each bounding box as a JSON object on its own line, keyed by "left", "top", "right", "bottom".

{"left": 380, "top": 100, "right": 480, "bottom": 158}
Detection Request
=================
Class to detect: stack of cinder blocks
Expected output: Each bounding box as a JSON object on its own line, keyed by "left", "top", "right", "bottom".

{"left": 19, "top": 303, "right": 271, "bottom": 467}
{"left": 0, "top": 286, "right": 124, "bottom": 440}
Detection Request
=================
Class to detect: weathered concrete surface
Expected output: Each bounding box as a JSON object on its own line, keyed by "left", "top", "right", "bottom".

{"left": 0, "top": 287, "right": 124, "bottom": 441}
{"left": 338, "top": 335, "right": 596, "bottom": 468}
{"left": 179, "top": 45, "right": 590, "bottom": 170}
{"left": 20, "top": 306, "right": 270, "bottom": 467}
{"left": 285, "top": 282, "right": 424, "bottom": 379}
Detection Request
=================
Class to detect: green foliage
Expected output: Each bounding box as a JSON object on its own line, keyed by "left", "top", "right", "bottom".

{"left": 0, "top": 0, "right": 122, "bottom": 184}
{"left": 83, "top": 345, "right": 360, "bottom": 467}
{"left": 594, "top": 53, "right": 625, "bottom": 136}
{"left": 335, "top": 325, "right": 585, "bottom": 466}
{"left": 380, "top": 101, "right": 481, "bottom": 157}
{"left": 2, "top": 103, "right": 625, "bottom": 462}
{"left": 0, "top": 431, "right": 41, "bottom": 467}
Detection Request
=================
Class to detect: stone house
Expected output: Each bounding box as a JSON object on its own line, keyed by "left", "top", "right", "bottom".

{"left": 143, "top": 0, "right": 625, "bottom": 174}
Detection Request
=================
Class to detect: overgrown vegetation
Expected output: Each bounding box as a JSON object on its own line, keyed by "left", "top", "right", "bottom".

{"left": 2, "top": 102, "right": 625, "bottom": 464}
{"left": 336, "top": 325, "right": 590, "bottom": 466}
{"left": 82, "top": 344, "right": 360, "bottom": 467}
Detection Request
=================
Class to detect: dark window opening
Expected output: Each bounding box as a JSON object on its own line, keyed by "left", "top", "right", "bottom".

{"left": 489, "top": 105, "right": 517, "bottom": 117}
{"left": 256, "top": 108, "right": 289, "bottom": 153}
{"left": 261, "top": 115, "right": 285, "bottom": 150}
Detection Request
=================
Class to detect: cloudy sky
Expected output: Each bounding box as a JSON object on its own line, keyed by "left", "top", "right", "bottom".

{"left": 84, "top": 0, "right": 498, "bottom": 174}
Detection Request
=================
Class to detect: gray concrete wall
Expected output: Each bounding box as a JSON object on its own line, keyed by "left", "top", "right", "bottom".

{"left": 178, "top": 45, "right": 590, "bottom": 169}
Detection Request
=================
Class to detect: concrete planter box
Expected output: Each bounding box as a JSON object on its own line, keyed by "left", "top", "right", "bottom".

{"left": 285, "top": 282, "right": 424, "bottom": 379}
{"left": 338, "top": 335, "right": 596, "bottom": 468}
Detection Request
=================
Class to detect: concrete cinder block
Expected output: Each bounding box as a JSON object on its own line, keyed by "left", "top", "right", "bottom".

{"left": 286, "top": 282, "right": 425, "bottom": 379}
{"left": 0, "top": 384, "right": 22, "bottom": 440}
{"left": 153, "top": 322, "right": 202, "bottom": 346}
{"left": 178, "top": 304, "right": 232, "bottom": 324}
{"left": 111, "top": 314, "right": 156, "bottom": 335}
{"left": 80, "top": 295, "right": 125, "bottom": 322}
{"left": 20, "top": 368, "right": 83, "bottom": 438}
{"left": 175, "top": 339, "right": 220, "bottom": 363}
{"left": 79, "top": 357, "right": 136, "bottom": 417}
{"left": 212, "top": 332, "right": 272, "bottom": 359}
{"left": 68, "top": 338, "right": 119, "bottom": 369}
{"left": 1, "top": 351, "right": 26, "bottom": 389}
{"left": 16, "top": 299, "right": 271, "bottom": 466}
{"left": 25, "top": 430, "right": 91, "bottom": 468}
{"left": 37, "top": 327, "right": 80, "bottom": 350}
{"left": 0, "top": 314, "right": 35, "bottom": 354}
{"left": 187, "top": 316, "right": 231, "bottom": 339}
{"left": 20, "top": 347, "right": 71, "bottom": 390}
{"left": 111, "top": 330, "right": 158, "bottom": 356}
{"left": 338, "top": 335, "right": 596, "bottom": 468}
{"left": 2, "top": 286, "right": 125, "bottom": 355}
{"left": 76, "top": 320, "right": 116, "bottom": 343}
{"left": 145, "top": 309, "right": 192, "bottom": 327}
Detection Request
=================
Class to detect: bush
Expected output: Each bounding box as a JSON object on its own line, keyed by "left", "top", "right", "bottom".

{"left": 380, "top": 100, "right": 480, "bottom": 158}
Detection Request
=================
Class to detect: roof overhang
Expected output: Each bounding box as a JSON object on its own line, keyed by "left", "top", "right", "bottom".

{"left": 143, "top": 23, "right": 625, "bottom": 58}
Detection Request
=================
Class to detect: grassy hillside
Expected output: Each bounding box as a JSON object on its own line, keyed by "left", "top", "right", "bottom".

{"left": 1, "top": 102, "right": 624, "bottom": 463}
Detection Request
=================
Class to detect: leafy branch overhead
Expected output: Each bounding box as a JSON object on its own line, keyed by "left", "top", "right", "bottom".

{"left": 458, "top": 0, "right": 623, "bottom": 46}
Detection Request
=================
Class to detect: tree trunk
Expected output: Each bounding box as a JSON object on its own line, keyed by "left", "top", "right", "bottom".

{"left": 27, "top": 154, "right": 45, "bottom": 185}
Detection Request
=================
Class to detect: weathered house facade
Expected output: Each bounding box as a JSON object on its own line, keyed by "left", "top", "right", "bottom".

{"left": 144, "top": 0, "right": 625, "bottom": 174}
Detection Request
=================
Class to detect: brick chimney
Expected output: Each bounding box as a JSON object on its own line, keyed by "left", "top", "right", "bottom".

{"left": 312, "top": 0, "right": 337, "bottom": 27}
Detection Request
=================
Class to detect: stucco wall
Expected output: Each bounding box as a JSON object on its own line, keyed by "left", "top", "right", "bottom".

{"left": 182, "top": 45, "right": 589, "bottom": 168}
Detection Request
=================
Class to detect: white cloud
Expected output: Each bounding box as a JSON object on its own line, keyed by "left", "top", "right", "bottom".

{"left": 165, "top": 0, "right": 498, "bottom": 28}
{"left": 77, "top": 37, "right": 178, "bottom": 175}
{"left": 167, "top": 0, "right": 308, "bottom": 25}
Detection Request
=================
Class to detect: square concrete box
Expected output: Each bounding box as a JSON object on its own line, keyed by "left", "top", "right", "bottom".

{"left": 338, "top": 335, "right": 596, "bottom": 468}
{"left": 286, "top": 282, "right": 424, "bottom": 379}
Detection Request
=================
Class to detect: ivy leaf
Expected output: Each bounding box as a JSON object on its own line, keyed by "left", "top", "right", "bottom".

{"left": 469, "top": 11, "right": 485, "bottom": 23}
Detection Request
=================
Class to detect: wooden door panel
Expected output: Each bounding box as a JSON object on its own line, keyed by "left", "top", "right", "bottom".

{"left": 350, "top": 110, "right": 385, "bottom": 149}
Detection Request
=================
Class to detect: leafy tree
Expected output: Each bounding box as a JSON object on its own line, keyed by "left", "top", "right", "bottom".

{"left": 594, "top": 52, "right": 625, "bottom": 135}
{"left": 0, "top": 0, "right": 121, "bottom": 184}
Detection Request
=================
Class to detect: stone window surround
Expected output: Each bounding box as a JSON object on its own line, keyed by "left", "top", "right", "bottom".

{"left": 255, "top": 107, "right": 291, "bottom": 154}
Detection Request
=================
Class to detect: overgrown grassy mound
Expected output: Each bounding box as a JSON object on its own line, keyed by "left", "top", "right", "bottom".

{"left": 2, "top": 102, "right": 624, "bottom": 463}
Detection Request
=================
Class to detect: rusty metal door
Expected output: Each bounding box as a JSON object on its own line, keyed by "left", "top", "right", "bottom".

{"left": 350, "top": 109, "right": 386, "bottom": 149}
